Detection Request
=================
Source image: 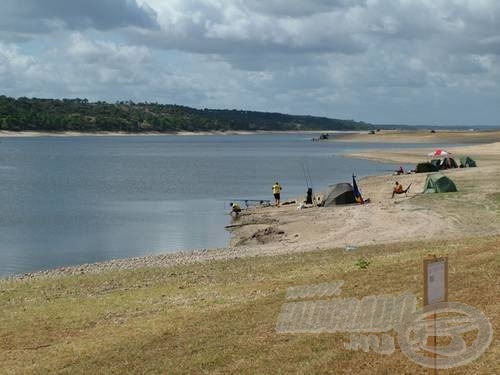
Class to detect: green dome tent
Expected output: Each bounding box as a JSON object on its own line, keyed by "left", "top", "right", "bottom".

{"left": 459, "top": 156, "right": 477, "bottom": 168}
{"left": 423, "top": 173, "right": 458, "bottom": 193}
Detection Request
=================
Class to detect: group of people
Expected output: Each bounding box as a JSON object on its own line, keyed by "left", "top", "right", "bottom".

{"left": 230, "top": 181, "right": 282, "bottom": 216}
{"left": 230, "top": 178, "right": 409, "bottom": 215}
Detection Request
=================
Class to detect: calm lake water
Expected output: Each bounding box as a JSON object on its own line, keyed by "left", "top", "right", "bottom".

{"left": 0, "top": 134, "right": 436, "bottom": 276}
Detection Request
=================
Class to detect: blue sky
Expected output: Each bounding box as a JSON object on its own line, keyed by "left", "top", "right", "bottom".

{"left": 1, "top": 0, "right": 499, "bottom": 126}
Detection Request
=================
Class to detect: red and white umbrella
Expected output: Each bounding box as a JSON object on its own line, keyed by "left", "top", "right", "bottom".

{"left": 428, "top": 149, "right": 450, "bottom": 157}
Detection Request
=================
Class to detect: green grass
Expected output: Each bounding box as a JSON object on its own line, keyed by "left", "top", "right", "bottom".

{"left": 492, "top": 193, "right": 500, "bottom": 214}
{"left": 411, "top": 169, "right": 500, "bottom": 233}
{"left": 1, "top": 236, "right": 499, "bottom": 374}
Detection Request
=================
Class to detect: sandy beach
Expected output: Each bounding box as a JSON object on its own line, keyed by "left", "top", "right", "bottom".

{"left": 227, "top": 139, "right": 500, "bottom": 253}
{"left": 332, "top": 129, "right": 500, "bottom": 144}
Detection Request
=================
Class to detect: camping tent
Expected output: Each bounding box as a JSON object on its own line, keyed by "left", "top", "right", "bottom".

{"left": 427, "top": 149, "right": 458, "bottom": 170}
{"left": 323, "top": 183, "right": 357, "bottom": 206}
{"left": 423, "top": 173, "right": 458, "bottom": 193}
{"left": 459, "top": 156, "right": 477, "bottom": 168}
{"left": 429, "top": 157, "right": 458, "bottom": 170}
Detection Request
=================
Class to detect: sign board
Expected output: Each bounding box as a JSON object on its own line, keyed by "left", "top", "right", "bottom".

{"left": 423, "top": 256, "right": 448, "bottom": 375}
{"left": 427, "top": 261, "right": 446, "bottom": 305}
{"left": 423, "top": 256, "right": 448, "bottom": 306}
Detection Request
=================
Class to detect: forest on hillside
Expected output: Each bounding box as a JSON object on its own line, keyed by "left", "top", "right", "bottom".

{"left": 0, "top": 96, "right": 373, "bottom": 133}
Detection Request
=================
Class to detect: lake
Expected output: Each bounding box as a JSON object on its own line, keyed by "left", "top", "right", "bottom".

{"left": 0, "top": 134, "right": 432, "bottom": 276}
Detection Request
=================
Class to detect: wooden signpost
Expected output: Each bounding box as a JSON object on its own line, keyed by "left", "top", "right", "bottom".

{"left": 423, "top": 255, "right": 448, "bottom": 375}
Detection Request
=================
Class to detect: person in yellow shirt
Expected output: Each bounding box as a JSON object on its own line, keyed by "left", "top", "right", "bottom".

{"left": 229, "top": 202, "right": 242, "bottom": 215}
{"left": 272, "top": 182, "right": 282, "bottom": 206}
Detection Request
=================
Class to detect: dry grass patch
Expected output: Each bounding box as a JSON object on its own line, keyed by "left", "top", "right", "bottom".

{"left": 1, "top": 236, "right": 499, "bottom": 374}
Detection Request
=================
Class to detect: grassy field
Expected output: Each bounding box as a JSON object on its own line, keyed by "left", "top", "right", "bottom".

{"left": 1, "top": 236, "right": 498, "bottom": 374}
{"left": 410, "top": 166, "right": 500, "bottom": 237}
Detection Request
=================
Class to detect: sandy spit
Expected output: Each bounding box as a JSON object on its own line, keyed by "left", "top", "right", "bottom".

{"left": 332, "top": 129, "right": 500, "bottom": 144}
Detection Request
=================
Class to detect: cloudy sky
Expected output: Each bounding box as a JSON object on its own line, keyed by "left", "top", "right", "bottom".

{"left": 1, "top": 0, "right": 499, "bottom": 125}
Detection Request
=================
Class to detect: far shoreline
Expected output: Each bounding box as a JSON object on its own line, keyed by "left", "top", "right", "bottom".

{"left": 1, "top": 128, "right": 498, "bottom": 140}
{"left": 0, "top": 130, "right": 359, "bottom": 137}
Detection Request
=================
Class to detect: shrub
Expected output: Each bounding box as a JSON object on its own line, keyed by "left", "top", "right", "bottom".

{"left": 355, "top": 258, "right": 371, "bottom": 270}
{"left": 416, "top": 162, "right": 439, "bottom": 173}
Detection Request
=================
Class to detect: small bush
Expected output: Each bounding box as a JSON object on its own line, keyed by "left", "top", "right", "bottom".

{"left": 355, "top": 258, "right": 371, "bottom": 269}
{"left": 416, "top": 162, "right": 439, "bottom": 173}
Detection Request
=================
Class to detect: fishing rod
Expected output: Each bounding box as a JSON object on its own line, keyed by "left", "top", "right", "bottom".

{"left": 301, "top": 161, "right": 315, "bottom": 205}
{"left": 300, "top": 161, "right": 313, "bottom": 189}
{"left": 305, "top": 163, "right": 313, "bottom": 190}
{"left": 300, "top": 163, "right": 309, "bottom": 188}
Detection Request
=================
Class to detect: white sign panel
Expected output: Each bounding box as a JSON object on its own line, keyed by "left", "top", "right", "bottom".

{"left": 427, "top": 261, "right": 446, "bottom": 304}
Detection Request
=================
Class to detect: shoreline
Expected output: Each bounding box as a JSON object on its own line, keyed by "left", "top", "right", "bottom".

{"left": 2, "top": 134, "right": 499, "bottom": 281}
{"left": 0, "top": 130, "right": 358, "bottom": 138}
{"left": 1, "top": 128, "right": 498, "bottom": 138}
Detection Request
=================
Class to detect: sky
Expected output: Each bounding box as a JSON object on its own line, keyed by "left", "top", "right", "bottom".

{"left": 0, "top": 0, "right": 499, "bottom": 126}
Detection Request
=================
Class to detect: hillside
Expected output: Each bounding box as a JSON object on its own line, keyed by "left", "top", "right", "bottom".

{"left": 0, "top": 96, "right": 372, "bottom": 133}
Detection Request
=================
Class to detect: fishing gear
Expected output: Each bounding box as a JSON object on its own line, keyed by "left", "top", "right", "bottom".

{"left": 225, "top": 199, "right": 271, "bottom": 208}
{"left": 300, "top": 161, "right": 314, "bottom": 204}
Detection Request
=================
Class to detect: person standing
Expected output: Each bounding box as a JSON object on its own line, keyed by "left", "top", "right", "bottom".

{"left": 305, "top": 187, "right": 313, "bottom": 204}
{"left": 272, "top": 181, "right": 282, "bottom": 206}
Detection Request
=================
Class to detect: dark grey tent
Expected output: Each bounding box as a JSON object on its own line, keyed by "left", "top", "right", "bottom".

{"left": 323, "top": 183, "right": 357, "bottom": 206}
{"left": 430, "top": 158, "right": 458, "bottom": 170}
{"left": 459, "top": 156, "right": 477, "bottom": 168}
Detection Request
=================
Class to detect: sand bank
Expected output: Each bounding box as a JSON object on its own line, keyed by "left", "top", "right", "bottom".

{"left": 226, "top": 139, "right": 500, "bottom": 257}
{"left": 333, "top": 129, "right": 500, "bottom": 144}
{"left": 346, "top": 141, "right": 500, "bottom": 166}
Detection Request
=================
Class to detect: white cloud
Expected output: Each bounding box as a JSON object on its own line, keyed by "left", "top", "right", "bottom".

{"left": 0, "top": 43, "right": 50, "bottom": 92}
{"left": 66, "top": 34, "right": 151, "bottom": 67}
{"left": 0, "top": 0, "right": 158, "bottom": 37}
{"left": 1, "top": 0, "right": 500, "bottom": 125}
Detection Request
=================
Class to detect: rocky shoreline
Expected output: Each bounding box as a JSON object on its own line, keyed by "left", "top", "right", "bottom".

{"left": 6, "top": 240, "right": 341, "bottom": 281}
{"left": 6, "top": 247, "right": 232, "bottom": 280}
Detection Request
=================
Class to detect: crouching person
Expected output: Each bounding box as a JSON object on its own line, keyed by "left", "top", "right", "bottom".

{"left": 229, "top": 202, "right": 242, "bottom": 216}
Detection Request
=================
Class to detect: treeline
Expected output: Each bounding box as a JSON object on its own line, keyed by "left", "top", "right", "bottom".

{"left": 0, "top": 96, "right": 373, "bottom": 133}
